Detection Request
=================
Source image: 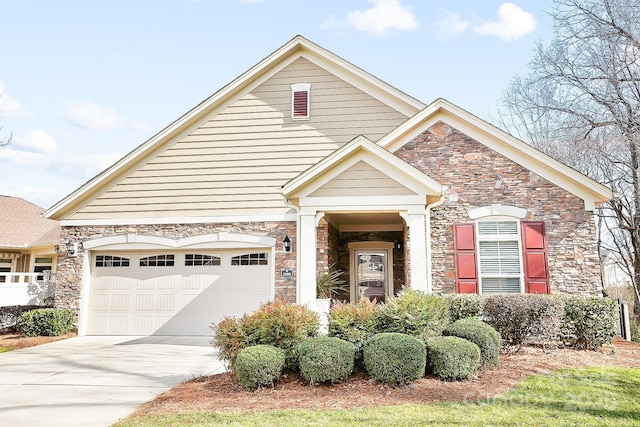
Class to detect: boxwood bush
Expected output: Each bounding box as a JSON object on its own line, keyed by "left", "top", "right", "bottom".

{"left": 17, "top": 308, "right": 75, "bottom": 337}
{"left": 560, "top": 296, "right": 617, "bottom": 350}
{"left": 426, "top": 336, "right": 481, "bottom": 381}
{"left": 444, "top": 294, "right": 484, "bottom": 322}
{"left": 377, "top": 289, "right": 449, "bottom": 341}
{"left": 297, "top": 336, "right": 355, "bottom": 384}
{"left": 443, "top": 318, "right": 501, "bottom": 366}
{"left": 363, "top": 332, "right": 426, "bottom": 385}
{"left": 233, "top": 345, "right": 285, "bottom": 389}
{"left": 212, "top": 300, "right": 319, "bottom": 369}
{"left": 482, "top": 294, "right": 564, "bottom": 350}
{"left": 328, "top": 297, "right": 380, "bottom": 364}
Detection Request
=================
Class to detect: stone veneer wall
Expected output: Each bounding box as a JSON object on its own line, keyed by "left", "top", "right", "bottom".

{"left": 55, "top": 221, "right": 297, "bottom": 310}
{"left": 395, "top": 121, "right": 602, "bottom": 296}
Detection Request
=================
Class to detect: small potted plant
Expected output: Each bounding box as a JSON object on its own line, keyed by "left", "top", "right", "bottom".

{"left": 316, "top": 264, "right": 347, "bottom": 300}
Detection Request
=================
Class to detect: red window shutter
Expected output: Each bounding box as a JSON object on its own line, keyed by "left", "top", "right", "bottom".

{"left": 453, "top": 223, "right": 478, "bottom": 294}
{"left": 521, "top": 221, "right": 550, "bottom": 294}
{"left": 293, "top": 91, "right": 308, "bottom": 117}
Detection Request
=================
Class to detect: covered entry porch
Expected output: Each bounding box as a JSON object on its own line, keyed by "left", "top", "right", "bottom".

{"left": 281, "top": 136, "right": 445, "bottom": 308}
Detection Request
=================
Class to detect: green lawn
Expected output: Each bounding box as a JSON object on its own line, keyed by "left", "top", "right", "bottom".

{"left": 115, "top": 367, "right": 640, "bottom": 427}
{"left": 0, "top": 347, "right": 15, "bottom": 353}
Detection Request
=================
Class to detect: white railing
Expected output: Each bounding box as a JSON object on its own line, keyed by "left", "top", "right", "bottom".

{"left": 0, "top": 273, "right": 41, "bottom": 285}
{"left": 0, "top": 272, "right": 54, "bottom": 307}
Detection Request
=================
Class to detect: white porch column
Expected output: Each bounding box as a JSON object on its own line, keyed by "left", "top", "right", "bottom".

{"left": 297, "top": 211, "right": 317, "bottom": 308}
{"left": 407, "top": 213, "right": 428, "bottom": 292}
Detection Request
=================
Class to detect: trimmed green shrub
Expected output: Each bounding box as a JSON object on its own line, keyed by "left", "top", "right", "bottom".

{"left": 328, "top": 298, "right": 380, "bottom": 363}
{"left": 211, "top": 300, "right": 319, "bottom": 369}
{"left": 233, "top": 345, "right": 285, "bottom": 389}
{"left": 363, "top": 332, "right": 426, "bottom": 385}
{"left": 426, "top": 336, "right": 481, "bottom": 381}
{"left": 297, "top": 336, "right": 355, "bottom": 384}
{"left": 560, "top": 296, "right": 617, "bottom": 350}
{"left": 443, "top": 318, "right": 501, "bottom": 366}
{"left": 377, "top": 289, "right": 449, "bottom": 342}
{"left": 482, "top": 294, "right": 564, "bottom": 350}
{"left": 444, "top": 294, "right": 484, "bottom": 322}
{"left": 17, "top": 308, "right": 75, "bottom": 337}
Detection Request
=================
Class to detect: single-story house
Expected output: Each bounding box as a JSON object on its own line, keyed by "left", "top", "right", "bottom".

{"left": 1, "top": 195, "right": 59, "bottom": 306}
{"left": 45, "top": 36, "right": 613, "bottom": 336}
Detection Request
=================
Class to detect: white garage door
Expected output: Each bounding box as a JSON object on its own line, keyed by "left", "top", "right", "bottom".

{"left": 87, "top": 250, "right": 272, "bottom": 335}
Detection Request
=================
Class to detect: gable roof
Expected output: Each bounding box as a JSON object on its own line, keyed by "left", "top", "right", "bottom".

{"left": 282, "top": 135, "right": 443, "bottom": 201}
{"left": 380, "top": 98, "right": 615, "bottom": 211}
{"left": 45, "top": 35, "right": 425, "bottom": 220}
{"left": 0, "top": 196, "right": 60, "bottom": 249}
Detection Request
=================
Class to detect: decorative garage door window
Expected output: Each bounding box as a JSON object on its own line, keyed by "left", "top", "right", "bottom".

{"left": 139, "top": 254, "right": 175, "bottom": 267}
{"left": 95, "top": 255, "right": 130, "bottom": 267}
{"left": 231, "top": 252, "right": 268, "bottom": 266}
{"left": 185, "top": 254, "right": 221, "bottom": 266}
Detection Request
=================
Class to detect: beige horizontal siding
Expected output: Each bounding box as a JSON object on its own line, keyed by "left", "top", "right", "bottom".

{"left": 70, "top": 57, "right": 409, "bottom": 220}
{"left": 310, "top": 161, "right": 416, "bottom": 197}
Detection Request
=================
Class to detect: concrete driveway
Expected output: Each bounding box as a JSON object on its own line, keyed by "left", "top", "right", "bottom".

{"left": 0, "top": 335, "right": 226, "bottom": 427}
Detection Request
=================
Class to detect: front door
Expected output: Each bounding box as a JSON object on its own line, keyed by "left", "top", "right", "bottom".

{"left": 349, "top": 242, "right": 393, "bottom": 303}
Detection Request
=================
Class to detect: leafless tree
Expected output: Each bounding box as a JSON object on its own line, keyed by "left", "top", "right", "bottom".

{"left": 498, "top": 0, "right": 640, "bottom": 313}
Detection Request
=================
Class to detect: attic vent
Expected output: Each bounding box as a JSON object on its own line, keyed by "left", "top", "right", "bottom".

{"left": 291, "top": 83, "right": 311, "bottom": 119}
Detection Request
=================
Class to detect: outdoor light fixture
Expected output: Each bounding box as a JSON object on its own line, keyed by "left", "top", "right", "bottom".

{"left": 57, "top": 239, "right": 79, "bottom": 257}
{"left": 283, "top": 235, "right": 292, "bottom": 253}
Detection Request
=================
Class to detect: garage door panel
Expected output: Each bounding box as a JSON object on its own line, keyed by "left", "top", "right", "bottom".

{"left": 88, "top": 250, "right": 272, "bottom": 335}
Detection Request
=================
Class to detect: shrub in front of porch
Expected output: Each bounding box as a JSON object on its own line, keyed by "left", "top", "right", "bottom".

{"left": 297, "top": 336, "right": 355, "bottom": 384}
{"left": 17, "top": 308, "right": 75, "bottom": 337}
{"left": 377, "top": 289, "right": 449, "bottom": 342}
{"left": 426, "top": 336, "right": 481, "bottom": 381}
{"left": 443, "top": 294, "right": 484, "bottom": 322}
{"left": 327, "top": 297, "right": 380, "bottom": 364}
{"left": 212, "top": 300, "right": 320, "bottom": 370}
{"left": 363, "top": 332, "right": 426, "bottom": 385}
{"left": 443, "top": 318, "right": 501, "bottom": 366}
{"left": 233, "top": 344, "right": 285, "bottom": 389}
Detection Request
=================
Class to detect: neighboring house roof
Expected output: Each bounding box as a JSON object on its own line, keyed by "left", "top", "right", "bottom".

{"left": 0, "top": 196, "right": 60, "bottom": 249}
{"left": 45, "top": 35, "right": 425, "bottom": 221}
{"left": 379, "top": 98, "right": 615, "bottom": 211}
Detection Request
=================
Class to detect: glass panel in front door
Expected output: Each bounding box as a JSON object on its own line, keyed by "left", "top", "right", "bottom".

{"left": 355, "top": 250, "right": 387, "bottom": 303}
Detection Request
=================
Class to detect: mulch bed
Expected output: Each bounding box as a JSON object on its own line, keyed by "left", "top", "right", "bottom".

{"left": 0, "top": 332, "right": 76, "bottom": 350}
{"left": 133, "top": 338, "right": 640, "bottom": 415}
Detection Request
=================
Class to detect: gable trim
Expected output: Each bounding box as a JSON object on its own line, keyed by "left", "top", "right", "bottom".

{"left": 282, "top": 136, "right": 443, "bottom": 200}
{"left": 380, "top": 98, "right": 615, "bottom": 211}
{"left": 45, "top": 35, "right": 424, "bottom": 221}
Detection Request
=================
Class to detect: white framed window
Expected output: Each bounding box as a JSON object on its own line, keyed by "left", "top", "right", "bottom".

{"left": 33, "top": 257, "right": 54, "bottom": 281}
{"left": 291, "top": 83, "right": 311, "bottom": 119}
{"left": 477, "top": 219, "right": 523, "bottom": 294}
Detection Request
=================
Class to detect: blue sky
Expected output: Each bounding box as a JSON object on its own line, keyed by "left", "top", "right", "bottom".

{"left": 0, "top": 0, "right": 551, "bottom": 209}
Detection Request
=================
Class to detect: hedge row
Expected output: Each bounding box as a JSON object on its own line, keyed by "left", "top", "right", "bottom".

{"left": 445, "top": 294, "right": 618, "bottom": 350}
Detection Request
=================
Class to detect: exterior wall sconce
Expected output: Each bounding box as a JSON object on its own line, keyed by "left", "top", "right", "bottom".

{"left": 283, "top": 235, "right": 292, "bottom": 253}
{"left": 395, "top": 241, "right": 403, "bottom": 250}
{"left": 57, "top": 239, "right": 79, "bottom": 257}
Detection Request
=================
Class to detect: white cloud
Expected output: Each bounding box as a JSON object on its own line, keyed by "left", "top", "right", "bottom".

{"left": 13, "top": 129, "right": 58, "bottom": 154}
{"left": 435, "top": 9, "right": 470, "bottom": 37}
{"left": 346, "top": 0, "right": 418, "bottom": 34}
{"left": 66, "top": 100, "right": 149, "bottom": 130}
{"left": 474, "top": 3, "right": 536, "bottom": 41}
{"left": 53, "top": 152, "right": 123, "bottom": 179}
{"left": 0, "top": 81, "right": 25, "bottom": 117}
